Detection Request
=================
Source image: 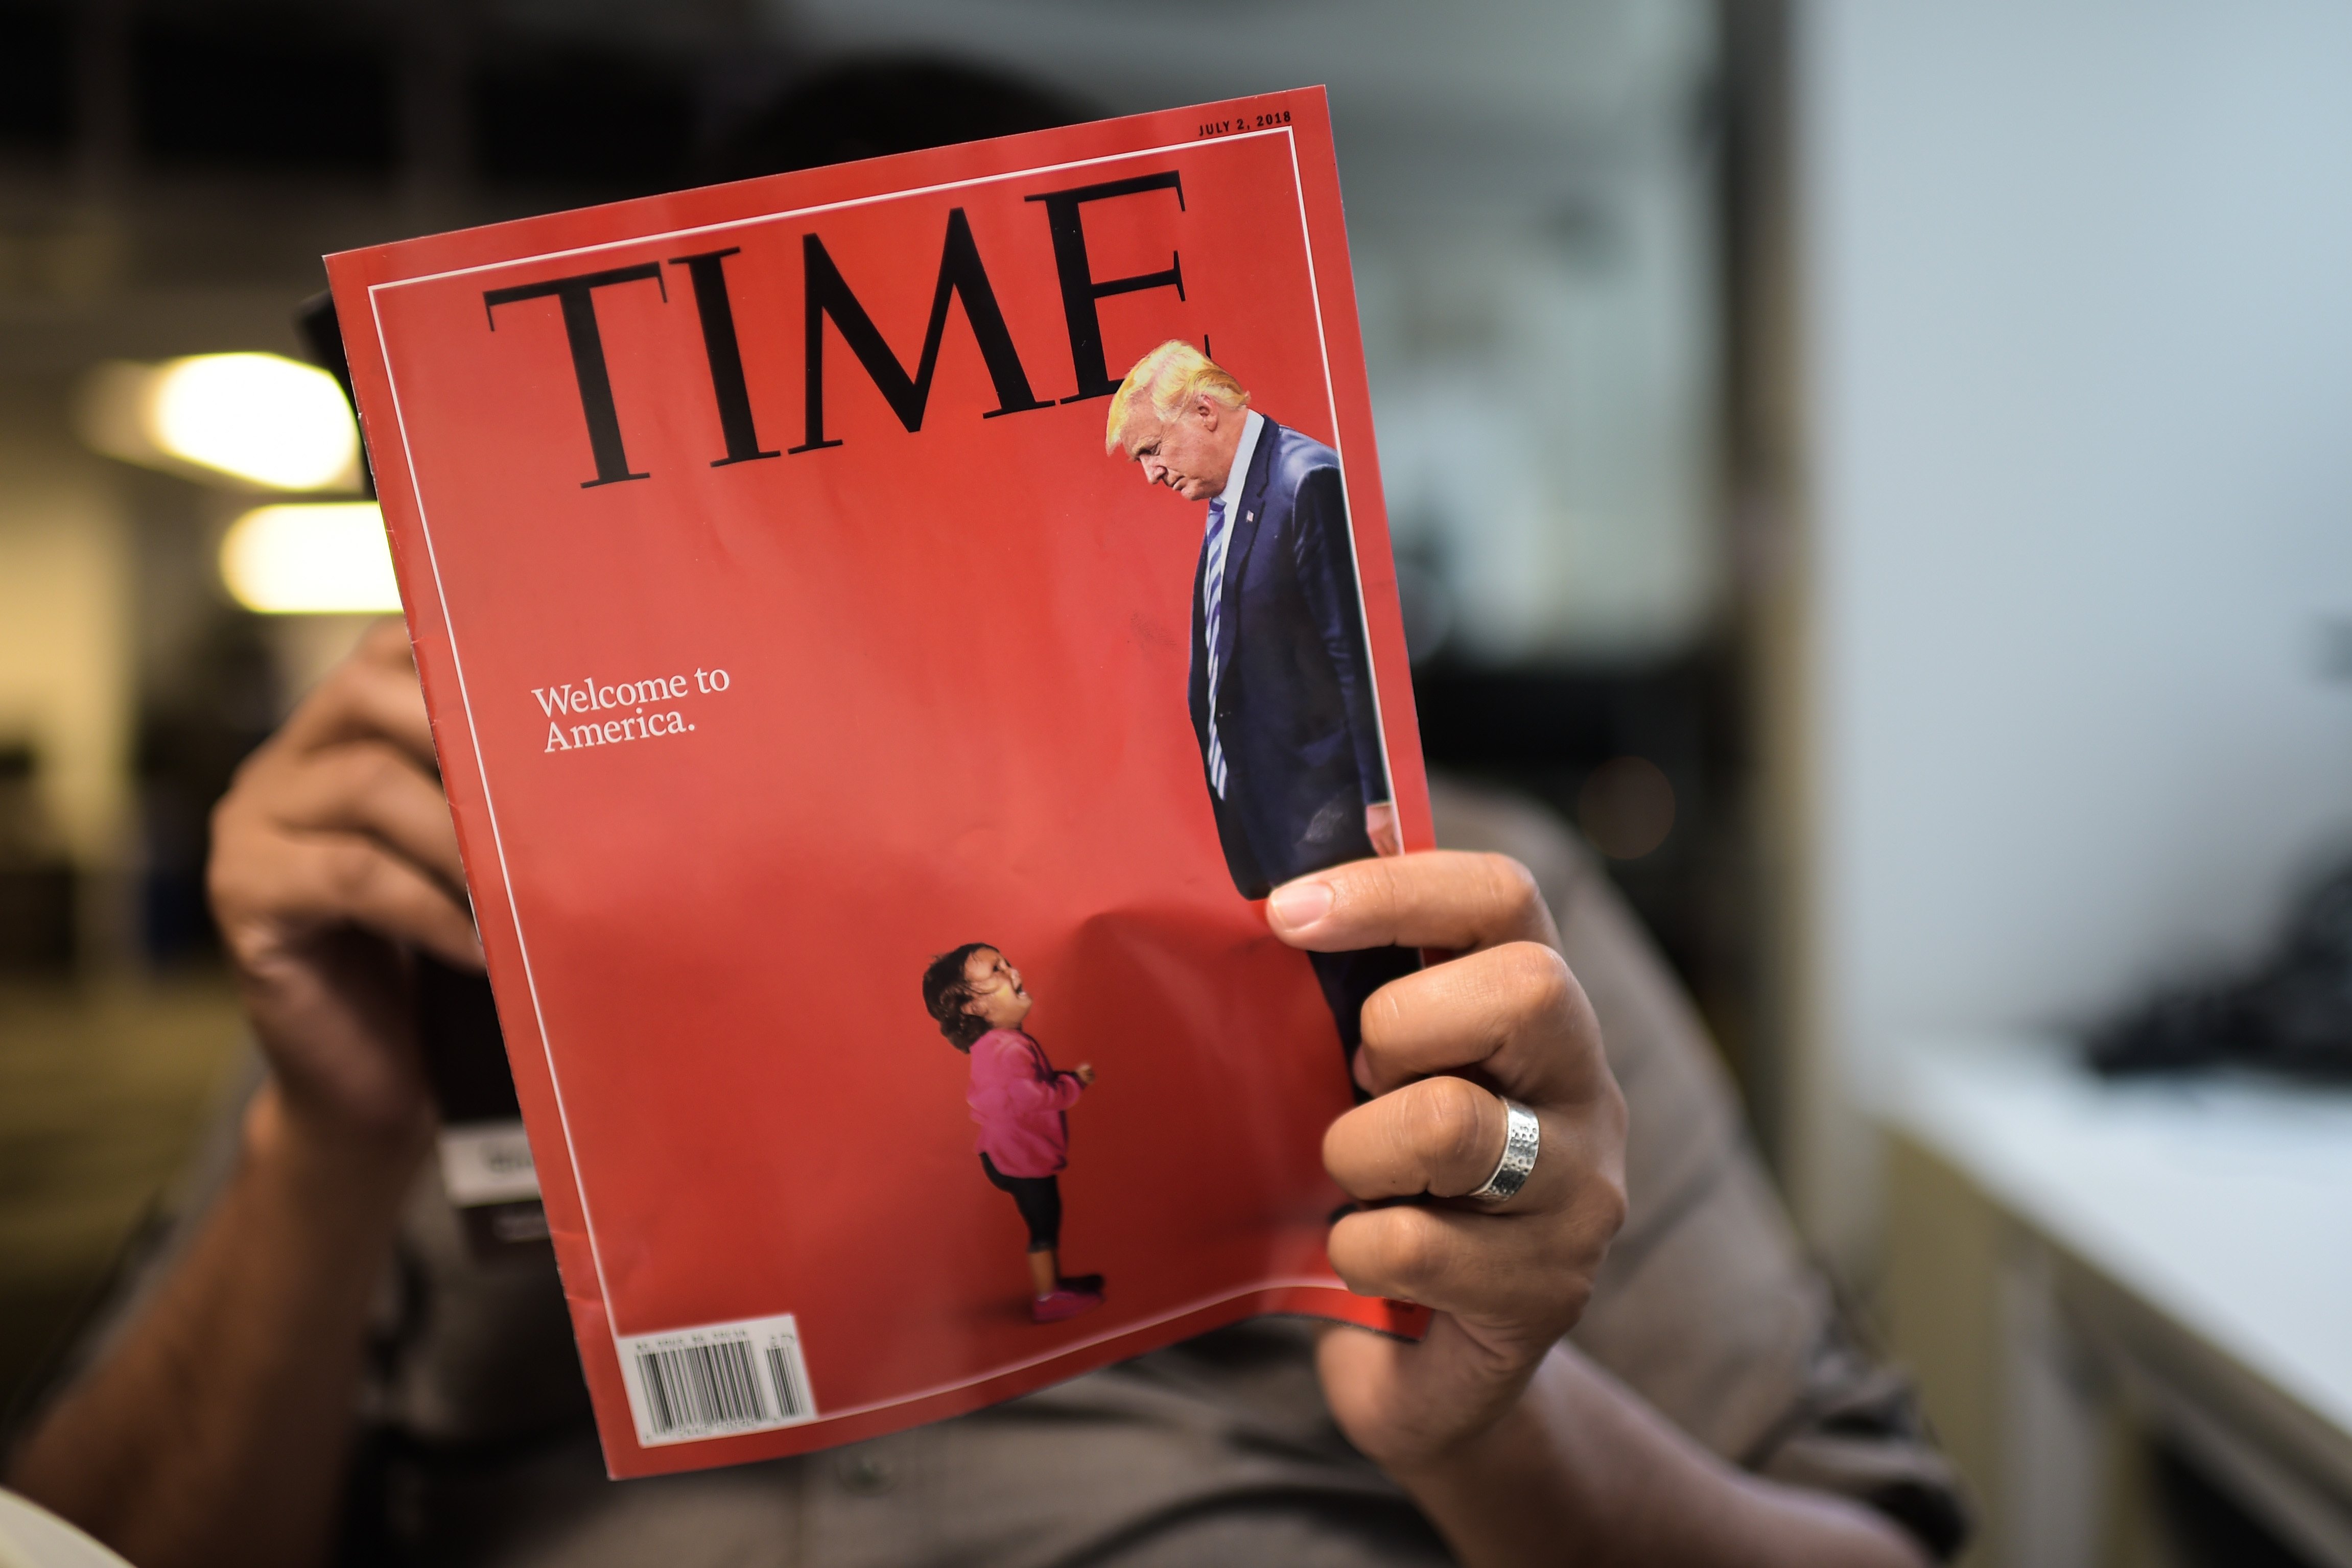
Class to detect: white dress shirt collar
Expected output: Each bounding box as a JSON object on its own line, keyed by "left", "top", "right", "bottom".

{"left": 1212, "top": 409, "right": 1265, "bottom": 518}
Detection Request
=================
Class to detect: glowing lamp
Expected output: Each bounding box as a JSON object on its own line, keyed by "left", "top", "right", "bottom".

{"left": 220, "top": 503, "right": 402, "bottom": 615}
{"left": 77, "top": 352, "right": 362, "bottom": 492}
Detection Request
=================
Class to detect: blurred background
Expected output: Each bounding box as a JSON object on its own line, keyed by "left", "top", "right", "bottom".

{"left": 2, "top": 2, "right": 2348, "bottom": 1563}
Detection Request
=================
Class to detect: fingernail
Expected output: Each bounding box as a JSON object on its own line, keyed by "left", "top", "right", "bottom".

{"left": 1269, "top": 879, "right": 1334, "bottom": 930}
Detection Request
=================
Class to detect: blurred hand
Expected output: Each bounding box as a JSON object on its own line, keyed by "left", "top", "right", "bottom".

{"left": 208, "top": 620, "right": 478, "bottom": 1144}
{"left": 1073, "top": 1063, "right": 1097, "bottom": 1086}
{"left": 1266, "top": 852, "right": 1627, "bottom": 1473}
{"left": 1365, "top": 800, "right": 1401, "bottom": 858}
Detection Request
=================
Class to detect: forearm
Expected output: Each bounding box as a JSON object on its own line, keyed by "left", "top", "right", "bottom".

{"left": 8, "top": 1084, "right": 427, "bottom": 1568}
{"left": 998, "top": 1077, "right": 1079, "bottom": 1112}
{"left": 1388, "top": 1344, "right": 1930, "bottom": 1568}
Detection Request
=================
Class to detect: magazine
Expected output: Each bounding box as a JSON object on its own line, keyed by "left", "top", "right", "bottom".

{"left": 326, "top": 86, "right": 1433, "bottom": 1478}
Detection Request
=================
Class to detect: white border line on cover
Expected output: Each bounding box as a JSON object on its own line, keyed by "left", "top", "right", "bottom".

{"left": 367, "top": 122, "right": 1399, "bottom": 1417}
{"left": 809, "top": 1274, "right": 1365, "bottom": 1425}
{"left": 368, "top": 311, "right": 627, "bottom": 1326}
{"left": 374, "top": 128, "right": 1293, "bottom": 293}
{"left": 1281, "top": 129, "right": 1398, "bottom": 817}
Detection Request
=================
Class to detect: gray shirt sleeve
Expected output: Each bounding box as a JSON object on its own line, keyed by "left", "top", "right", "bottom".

{"left": 1429, "top": 778, "right": 1971, "bottom": 1559}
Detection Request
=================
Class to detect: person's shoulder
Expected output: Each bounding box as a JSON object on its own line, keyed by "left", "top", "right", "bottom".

{"left": 1262, "top": 419, "right": 1339, "bottom": 505}
{"left": 976, "top": 1028, "right": 1041, "bottom": 1062}
{"left": 1265, "top": 417, "right": 1339, "bottom": 476}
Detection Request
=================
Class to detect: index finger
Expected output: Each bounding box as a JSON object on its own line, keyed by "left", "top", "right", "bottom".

{"left": 1265, "top": 851, "right": 1557, "bottom": 956}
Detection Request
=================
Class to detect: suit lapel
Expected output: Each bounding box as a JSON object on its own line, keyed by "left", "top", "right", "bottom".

{"left": 1213, "top": 417, "right": 1278, "bottom": 688}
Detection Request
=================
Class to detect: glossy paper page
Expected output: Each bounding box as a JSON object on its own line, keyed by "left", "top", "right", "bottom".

{"left": 329, "top": 88, "right": 1431, "bottom": 1478}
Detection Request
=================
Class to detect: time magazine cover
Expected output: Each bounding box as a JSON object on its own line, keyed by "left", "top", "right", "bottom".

{"left": 326, "top": 86, "right": 1434, "bottom": 1479}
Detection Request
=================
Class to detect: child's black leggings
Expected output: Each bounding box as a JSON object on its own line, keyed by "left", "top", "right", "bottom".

{"left": 979, "top": 1153, "right": 1062, "bottom": 1251}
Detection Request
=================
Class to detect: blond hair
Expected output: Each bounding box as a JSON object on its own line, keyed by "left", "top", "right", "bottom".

{"left": 1103, "top": 340, "right": 1250, "bottom": 454}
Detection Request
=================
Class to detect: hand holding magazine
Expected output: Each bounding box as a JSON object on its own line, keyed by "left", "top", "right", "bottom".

{"left": 326, "top": 87, "right": 1606, "bottom": 1478}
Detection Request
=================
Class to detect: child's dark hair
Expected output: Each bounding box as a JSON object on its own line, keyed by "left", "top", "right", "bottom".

{"left": 922, "top": 942, "right": 998, "bottom": 1052}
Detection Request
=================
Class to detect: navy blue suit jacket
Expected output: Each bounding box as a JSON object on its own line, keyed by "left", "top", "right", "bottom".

{"left": 1188, "top": 417, "right": 1390, "bottom": 898}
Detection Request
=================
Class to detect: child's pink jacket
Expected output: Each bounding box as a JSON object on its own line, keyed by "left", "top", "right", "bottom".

{"left": 967, "top": 1027, "right": 1083, "bottom": 1177}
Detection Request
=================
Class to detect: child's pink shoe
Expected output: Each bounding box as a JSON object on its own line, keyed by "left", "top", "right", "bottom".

{"left": 1031, "top": 1287, "right": 1103, "bottom": 1323}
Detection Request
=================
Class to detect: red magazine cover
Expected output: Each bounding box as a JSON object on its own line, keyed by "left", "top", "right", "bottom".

{"left": 327, "top": 86, "right": 1434, "bottom": 1479}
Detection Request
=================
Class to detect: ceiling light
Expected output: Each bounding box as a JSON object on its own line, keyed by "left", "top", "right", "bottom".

{"left": 77, "top": 353, "right": 362, "bottom": 492}
{"left": 220, "top": 503, "right": 402, "bottom": 614}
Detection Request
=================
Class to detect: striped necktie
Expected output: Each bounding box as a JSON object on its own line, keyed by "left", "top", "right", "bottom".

{"left": 1202, "top": 497, "right": 1232, "bottom": 799}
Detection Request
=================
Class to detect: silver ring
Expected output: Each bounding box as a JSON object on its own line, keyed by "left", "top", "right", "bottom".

{"left": 1467, "top": 1098, "right": 1540, "bottom": 1204}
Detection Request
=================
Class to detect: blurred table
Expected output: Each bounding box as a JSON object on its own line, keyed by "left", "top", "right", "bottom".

{"left": 1884, "top": 1036, "right": 2352, "bottom": 1567}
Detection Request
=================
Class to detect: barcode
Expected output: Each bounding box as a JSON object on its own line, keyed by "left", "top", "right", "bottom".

{"left": 766, "top": 1343, "right": 807, "bottom": 1418}
{"left": 617, "top": 1312, "right": 816, "bottom": 1446}
{"left": 636, "top": 1339, "right": 763, "bottom": 1434}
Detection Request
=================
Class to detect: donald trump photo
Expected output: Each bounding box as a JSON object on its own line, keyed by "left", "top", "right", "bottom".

{"left": 1107, "top": 340, "right": 1418, "bottom": 1060}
